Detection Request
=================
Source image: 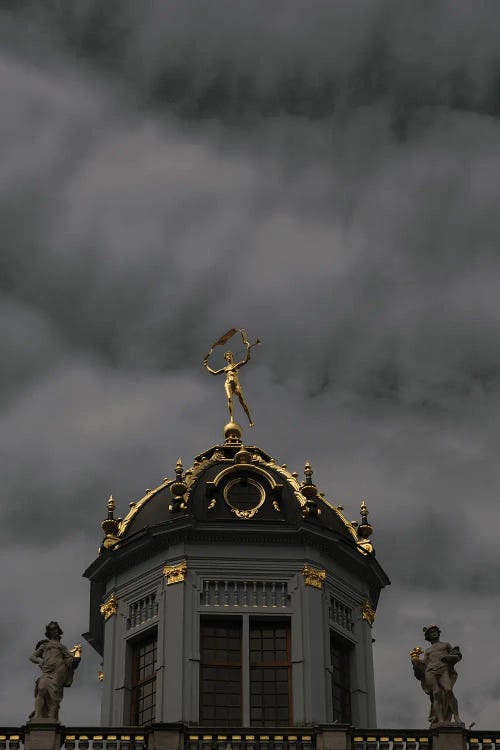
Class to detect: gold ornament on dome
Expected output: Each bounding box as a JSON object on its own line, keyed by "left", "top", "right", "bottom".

{"left": 361, "top": 599, "right": 376, "bottom": 626}
{"left": 100, "top": 593, "right": 118, "bottom": 620}
{"left": 303, "top": 564, "right": 326, "bottom": 589}
{"left": 163, "top": 561, "right": 188, "bottom": 585}
{"left": 203, "top": 328, "right": 261, "bottom": 427}
{"left": 223, "top": 476, "right": 266, "bottom": 519}
{"left": 101, "top": 494, "right": 121, "bottom": 550}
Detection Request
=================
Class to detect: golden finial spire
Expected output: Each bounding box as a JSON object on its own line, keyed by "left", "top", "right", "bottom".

{"left": 101, "top": 494, "right": 120, "bottom": 551}
{"left": 301, "top": 461, "right": 320, "bottom": 517}
{"left": 357, "top": 500, "right": 374, "bottom": 553}
{"left": 170, "top": 458, "right": 187, "bottom": 513}
{"left": 203, "top": 328, "right": 261, "bottom": 430}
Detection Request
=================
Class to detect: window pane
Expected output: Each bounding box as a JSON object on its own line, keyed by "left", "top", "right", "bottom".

{"left": 250, "top": 621, "right": 291, "bottom": 726}
{"left": 130, "top": 632, "right": 157, "bottom": 726}
{"left": 330, "top": 633, "right": 352, "bottom": 724}
{"left": 200, "top": 620, "right": 242, "bottom": 725}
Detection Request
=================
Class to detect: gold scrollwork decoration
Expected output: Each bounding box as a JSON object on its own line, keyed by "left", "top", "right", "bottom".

{"left": 163, "top": 561, "right": 188, "bottom": 585}
{"left": 303, "top": 564, "right": 326, "bottom": 589}
{"left": 361, "top": 599, "right": 376, "bottom": 626}
{"left": 100, "top": 593, "right": 118, "bottom": 621}
{"left": 223, "top": 477, "right": 266, "bottom": 519}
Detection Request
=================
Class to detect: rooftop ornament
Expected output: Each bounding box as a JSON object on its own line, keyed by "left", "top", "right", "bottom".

{"left": 169, "top": 458, "right": 188, "bottom": 513}
{"left": 29, "top": 621, "right": 81, "bottom": 723}
{"left": 203, "top": 328, "right": 261, "bottom": 435}
{"left": 411, "top": 625, "right": 463, "bottom": 727}
{"left": 300, "top": 461, "right": 320, "bottom": 518}
{"left": 357, "top": 500, "right": 374, "bottom": 554}
{"left": 100, "top": 495, "right": 120, "bottom": 551}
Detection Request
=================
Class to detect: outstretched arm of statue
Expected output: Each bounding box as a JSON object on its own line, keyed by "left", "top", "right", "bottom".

{"left": 410, "top": 647, "right": 425, "bottom": 681}
{"left": 203, "top": 357, "right": 225, "bottom": 375}
{"left": 235, "top": 338, "right": 261, "bottom": 369}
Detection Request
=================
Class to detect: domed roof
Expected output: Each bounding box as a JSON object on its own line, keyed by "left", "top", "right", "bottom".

{"left": 102, "top": 422, "right": 373, "bottom": 556}
{"left": 85, "top": 421, "right": 389, "bottom": 656}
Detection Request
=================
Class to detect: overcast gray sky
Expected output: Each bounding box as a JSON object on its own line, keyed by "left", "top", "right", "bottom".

{"left": 1, "top": 0, "right": 500, "bottom": 729}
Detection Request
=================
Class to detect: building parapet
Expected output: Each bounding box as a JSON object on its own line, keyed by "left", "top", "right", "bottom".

{"left": 9, "top": 725, "right": 498, "bottom": 750}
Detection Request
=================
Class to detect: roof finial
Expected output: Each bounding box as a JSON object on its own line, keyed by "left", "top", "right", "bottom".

{"left": 301, "top": 461, "right": 320, "bottom": 518}
{"left": 101, "top": 494, "right": 120, "bottom": 551}
{"left": 357, "top": 500, "right": 374, "bottom": 553}
{"left": 169, "top": 458, "right": 187, "bottom": 513}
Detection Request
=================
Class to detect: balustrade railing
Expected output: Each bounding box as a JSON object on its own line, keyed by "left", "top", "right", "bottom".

{"left": 3, "top": 723, "right": 499, "bottom": 750}
{"left": 351, "top": 730, "right": 433, "bottom": 750}
{"left": 62, "top": 729, "right": 148, "bottom": 750}
{"left": 200, "top": 580, "right": 289, "bottom": 609}
{"left": 185, "top": 729, "right": 315, "bottom": 750}
{"left": 0, "top": 731, "right": 23, "bottom": 750}
{"left": 468, "top": 734, "right": 500, "bottom": 750}
{"left": 329, "top": 596, "right": 354, "bottom": 632}
{"left": 126, "top": 593, "right": 158, "bottom": 631}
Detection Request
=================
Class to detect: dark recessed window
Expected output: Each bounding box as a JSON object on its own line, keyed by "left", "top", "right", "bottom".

{"left": 200, "top": 620, "right": 242, "bottom": 726}
{"left": 130, "top": 632, "right": 157, "bottom": 726}
{"left": 223, "top": 477, "right": 266, "bottom": 518}
{"left": 199, "top": 618, "right": 292, "bottom": 726}
{"left": 229, "top": 480, "right": 260, "bottom": 509}
{"left": 250, "top": 621, "right": 291, "bottom": 726}
{"left": 330, "top": 633, "right": 352, "bottom": 724}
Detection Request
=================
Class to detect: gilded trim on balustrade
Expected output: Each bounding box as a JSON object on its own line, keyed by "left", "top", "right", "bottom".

{"left": 163, "top": 561, "right": 188, "bottom": 585}
{"left": 361, "top": 599, "right": 376, "bottom": 626}
{"left": 303, "top": 564, "right": 326, "bottom": 589}
{"left": 100, "top": 593, "right": 118, "bottom": 620}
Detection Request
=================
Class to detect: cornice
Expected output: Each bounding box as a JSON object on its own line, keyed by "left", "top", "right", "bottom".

{"left": 85, "top": 517, "right": 389, "bottom": 590}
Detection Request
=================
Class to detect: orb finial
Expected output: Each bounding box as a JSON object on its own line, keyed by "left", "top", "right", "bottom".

{"left": 224, "top": 421, "right": 243, "bottom": 444}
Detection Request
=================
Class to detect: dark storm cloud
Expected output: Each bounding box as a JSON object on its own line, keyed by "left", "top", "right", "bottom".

{"left": 1, "top": 0, "right": 500, "bottom": 729}
{"left": 15, "top": 0, "right": 500, "bottom": 122}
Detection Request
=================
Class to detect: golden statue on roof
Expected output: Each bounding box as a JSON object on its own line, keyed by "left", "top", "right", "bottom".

{"left": 203, "top": 328, "right": 261, "bottom": 426}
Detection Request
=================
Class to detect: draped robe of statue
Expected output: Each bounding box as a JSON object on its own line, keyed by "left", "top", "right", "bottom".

{"left": 29, "top": 624, "right": 80, "bottom": 722}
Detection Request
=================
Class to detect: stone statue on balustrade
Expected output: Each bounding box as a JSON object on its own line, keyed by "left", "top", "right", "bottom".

{"left": 29, "top": 621, "right": 81, "bottom": 722}
{"left": 410, "top": 624, "right": 463, "bottom": 727}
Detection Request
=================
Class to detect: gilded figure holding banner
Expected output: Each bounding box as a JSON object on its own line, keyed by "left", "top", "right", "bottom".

{"left": 203, "top": 328, "right": 261, "bottom": 426}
